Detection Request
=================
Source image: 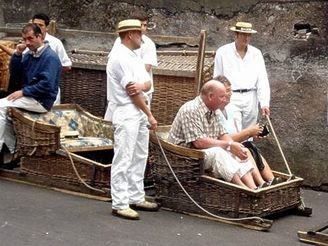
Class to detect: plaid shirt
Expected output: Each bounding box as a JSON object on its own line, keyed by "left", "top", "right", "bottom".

{"left": 168, "top": 96, "right": 226, "bottom": 148}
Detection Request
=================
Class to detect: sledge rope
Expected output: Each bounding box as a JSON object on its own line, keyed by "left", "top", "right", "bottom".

{"left": 28, "top": 119, "right": 39, "bottom": 156}
{"left": 154, "top": 133, "right": 265, "bottom": 223}
{"left": 61, "top": 146, "right": 106, "bottom": 193}
{"left": 265, "top": 115, "right": 292, "bottom": 176}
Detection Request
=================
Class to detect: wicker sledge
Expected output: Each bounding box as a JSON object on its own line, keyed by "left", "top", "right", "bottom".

{"left": 7, "top": 104, "right": 113, "bottom": 196}
{"left": 149, "top": 126, "right": 311, "bottom": 231}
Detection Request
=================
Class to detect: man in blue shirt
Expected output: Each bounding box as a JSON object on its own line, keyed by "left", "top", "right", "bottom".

{"left": 0, "top": 23, "right": 61, "bottom": 166}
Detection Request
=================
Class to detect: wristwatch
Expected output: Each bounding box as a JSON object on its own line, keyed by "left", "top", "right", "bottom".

{"left": 227, "top": 141, "right": 232, "bottom": 151}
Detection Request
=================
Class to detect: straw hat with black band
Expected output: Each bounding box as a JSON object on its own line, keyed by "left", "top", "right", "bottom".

{"left": 230, "top": 22, "right": 257, "bottom": 34}
{"left": 116, "top": 19, "right": 142, "bottom": 33}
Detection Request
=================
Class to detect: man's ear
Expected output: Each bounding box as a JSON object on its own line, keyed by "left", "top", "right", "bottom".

{"left": 208, "top": 92, "right": 214, "bottom": 101}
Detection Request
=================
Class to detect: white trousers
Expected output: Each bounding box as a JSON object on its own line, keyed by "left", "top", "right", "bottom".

{"left": 0, "top": 96, "right": 47, "bottom": 153}
{"left": 110, "top": 103, "right": 149, "bottom": 209}
{"left": 53, "top": 88, "right": 61, "bottom": 105}
{"left": 229, "top": 90, "right": 259, "bottom": 131}
{"left": 203, "top": 147, "right": 253, "bottom": 181}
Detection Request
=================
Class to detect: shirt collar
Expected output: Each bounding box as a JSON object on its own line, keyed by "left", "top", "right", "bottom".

{"left": 233, "top": 41, "right": 250, "bottom": 57}
{"left": 29, "top": 43, "right": 48, "bottom": 57}
{"left": 196, "top": 96, "right": 215, "bottom": 117}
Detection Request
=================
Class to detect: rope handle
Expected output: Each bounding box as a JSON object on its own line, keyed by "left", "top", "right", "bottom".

{"left": 61, "top": 146, "right": 106, "bottom": 194}
{"left": 265, "top": 115, "right": 292, "bottom": 176}
{"left": 154, "top": 132, "right": 265, "bottom": 223}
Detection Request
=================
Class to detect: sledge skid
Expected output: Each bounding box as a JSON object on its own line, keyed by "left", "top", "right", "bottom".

{"left": 298, "top": 222, "right": 328, "bottom": 246}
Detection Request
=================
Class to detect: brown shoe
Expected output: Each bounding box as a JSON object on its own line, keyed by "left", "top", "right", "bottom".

{"left": 112, "top": 208, "right": 140, "bottom": 220}
{"left": 130, "top": 201, "right": 159, "bottom": 212}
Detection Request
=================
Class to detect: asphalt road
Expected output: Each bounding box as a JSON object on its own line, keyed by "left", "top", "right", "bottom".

{"left": 0, "top": 178, "right": 327, "bottom": 246}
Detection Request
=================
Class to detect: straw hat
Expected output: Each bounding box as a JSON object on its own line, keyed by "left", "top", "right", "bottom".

{"left": 116, "top": 19, "right": 142, "bottom": 33}
{"left": 230, "top": 22, "right": 257, "bottom": 34}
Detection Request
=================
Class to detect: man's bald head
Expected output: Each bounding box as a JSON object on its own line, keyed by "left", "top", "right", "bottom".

{"left": 201, "top": 79, "right": 226, "bottom": 96}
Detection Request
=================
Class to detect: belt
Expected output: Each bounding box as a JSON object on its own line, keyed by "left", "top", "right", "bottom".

{"left": 232, "top": 89, "right": 254, "bottom": 93}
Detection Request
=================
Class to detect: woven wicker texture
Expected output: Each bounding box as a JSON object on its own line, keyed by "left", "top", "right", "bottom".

{"left": 9, "top": 104, "right": 113, "bottom": 157}
{"left": 10, "top": 104, "right": 113, "bottom": 190}
{"left": 149, "top": 126, "right": 303, "bottom": 218}
{"left": 0, "top": 40, "right": 15, "bottom": 92}
{"left": 21, "top": 153, "right": 111, "bottom": 188}
{"left": 61, "top": 50, "right": 214, "bottom": 124}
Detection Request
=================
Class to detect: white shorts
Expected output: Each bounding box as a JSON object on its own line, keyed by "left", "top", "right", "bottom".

{"left": 203, "top": 147, "right": 253, "bottom": 181}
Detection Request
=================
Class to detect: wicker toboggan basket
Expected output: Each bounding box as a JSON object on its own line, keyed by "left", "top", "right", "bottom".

{"left": 60, "top": 31, "right": 215, "bottom": 124}
{"left": 149, "top": 126, "right": 304, "bottom": 218}
{"left": 61, "top": 51, "right": 108, "bottom": 117}
{"left": 9, "top": 104, "right": 113, "bottom": 191}
{"left": 0, "top": 40, "right": 15, "bottom": 92}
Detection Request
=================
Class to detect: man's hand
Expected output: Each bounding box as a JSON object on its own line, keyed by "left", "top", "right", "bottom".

{"left": 261, "top": 106, "right": 270, "bottom": 116}
{"left": 15, "top": 43, "right": 27, "bottom": 55}
{"left": 247, "top": 123, "right": 263, "bottom": 138}
{"left": 148, "top": 115, "right": 157, "bottom": 131}
{"left": 126, "top": 83, "right": 143, "bottom": 96}
{"left": 230, "top": 142, "right": 248, "bottom": 161}
{"left": 7, "top": 90, "right": 23, "bottom": 101}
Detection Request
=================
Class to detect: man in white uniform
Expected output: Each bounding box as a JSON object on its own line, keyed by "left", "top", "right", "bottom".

{"left": 109, "top": 14, "right": 157, "bottom": 101}
{"left": 105, "top": 19, "right": 158, "bottom": 220}
{"left": 213, "top": 22, "right": 270, "bottom": 131}
{"left": 31, "top": 13, "right": 72, "bottom": 104}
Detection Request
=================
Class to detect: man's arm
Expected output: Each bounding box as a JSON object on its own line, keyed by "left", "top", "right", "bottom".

{"left": 126, "top": 81, "right": 151, "bottom": 94}
{"left": 23, "top": 53, "right": 62, "bottom": 98}
{"left": 126, "top": 82, "right": 157, "bottom": 130}
{"left": 193, "top": 134, "right": 248, "bottom": 160}
{"left": 213, "top": 48, "right": 224, "bottom": 78}
{"left": 256, "top": 51, "right": 270, "bottom": 116}
{"left": 145, "top": 64, "right": 152, "bottom": 72}
{"left": 230, "top": 124, "right": 262, "bottom": 142}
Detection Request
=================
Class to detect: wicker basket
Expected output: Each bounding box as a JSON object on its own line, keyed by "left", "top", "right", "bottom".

{"left": 60, "top": 50, "right": 214, "bottom": 123}
{"left": 9, "top": 104, "right": 113, "bottom": 191}
{"left": 149, "top": 126, "right": 304, "bottom": 218}
{"left": 152, "top": 50, "right": 214, "bottom": 125}
{"left": 9, "top": 104, "right": 113, "bottom": 157}
{"left": 0, "top": 40, "right": 15, "bottom": 92}
{"left": 20, "top": 151, "right": 111, "bottom": 189}
{"left": 60, "top": 32, "right": 215, "bottom": 124}
{"left": 61, "top": 51, "right": 108, "bottom": 117}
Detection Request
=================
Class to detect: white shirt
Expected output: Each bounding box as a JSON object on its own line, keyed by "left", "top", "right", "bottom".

{"left": 106, "top": 43, "right": 150, "bottom": 106}
{"left": 213, "top": 42, "right": 270, "bottom": 107}
{"left": 44, "top": 33, "right": 72, "bottom": 67}
{"left": 110, "top": 34, "right": 157, "bottom": 94}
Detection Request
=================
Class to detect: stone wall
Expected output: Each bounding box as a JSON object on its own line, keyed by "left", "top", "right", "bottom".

{"left": 1, "top": 0, "right": 327, "bottom": 188}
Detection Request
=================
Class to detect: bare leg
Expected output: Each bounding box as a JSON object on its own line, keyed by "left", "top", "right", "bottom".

{"left": 260, "top": 156, "right": 275, "bottom": 182}
{"left": 231, "top": 174, "right": 248, "bottom": 188}
{"left": 246, "top": 150, "right": 266, "bottom": 186}
{"left": 240, "top": 172, "right": 257, "bottom": 189}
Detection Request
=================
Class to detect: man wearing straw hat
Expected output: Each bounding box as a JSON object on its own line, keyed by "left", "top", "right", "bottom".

{"left": 109, "top": 13, "right": 157, "bottom": 102}
{"left": 105, "top": 19, "right": 158, "bottom": 220}
{"left": 213, "top": 22, "right": 270, "bottom": 131}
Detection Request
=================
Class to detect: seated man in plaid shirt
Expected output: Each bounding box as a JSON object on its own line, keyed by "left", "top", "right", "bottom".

{"left": 168, "top": 80, "right": 262, "bottom": 189}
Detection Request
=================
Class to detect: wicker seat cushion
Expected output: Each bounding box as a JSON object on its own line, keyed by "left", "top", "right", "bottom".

{"left": 61, "top": 136, "right": 113, "bottom": 149}
{"left": 22, "top": 109, "right": 84, "bottom": 138}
